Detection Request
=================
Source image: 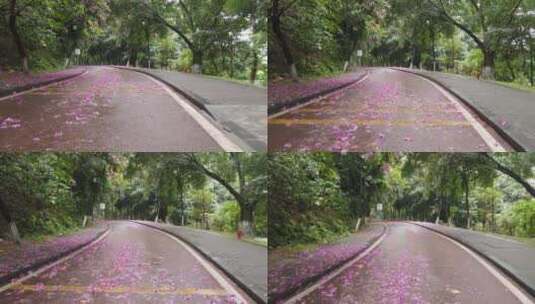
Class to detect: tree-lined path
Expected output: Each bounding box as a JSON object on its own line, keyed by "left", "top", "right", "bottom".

{"left": 0, "top": 221, "right": 249, "bottom": 303}
{"left": 268, "top": 0, "right": 535, "bottom": 152}
{"left": 269, "top": 68, "right": 512, "bottom": 152}
{"left": 0, "top": 0, "right": 267, "bottom": 152}
{"left": 0, "top": 153, "right": 267, "bottom": 302}
{"left": 292, "top": 222, "right": 534, "bottom": 304}
{"left": 268, "top": 153, "right": 535, "bottom": 303}
{"left": 0, "top": 67, "right": 232, "bottom": 151}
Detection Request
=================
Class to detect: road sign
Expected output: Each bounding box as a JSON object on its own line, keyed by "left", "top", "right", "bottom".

{"left": 357, "top": 50, "right": 363, "bottom": 57}
{"left": 74, "top": 48, "right": 81, "bottom": 56}
{"left": 99, "top": 203, "right": 106, "bottom": 210}
{"left": 377, "top": 203, "right": 383, "bottom": 211}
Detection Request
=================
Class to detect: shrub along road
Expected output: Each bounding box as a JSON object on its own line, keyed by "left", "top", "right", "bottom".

{"left": 0, "top": 66, "right": 240, "bottom": 152}
{"left": 0, "top": 221, "right": 249, "bottom": 303}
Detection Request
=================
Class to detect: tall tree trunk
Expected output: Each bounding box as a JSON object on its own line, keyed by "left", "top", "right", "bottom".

{"left": 530, "top": 38, "right": 534, "bottom": 87}
{"left": 240, "top": 203, "right": 254, "bottom": 236}
{"left": 192, "top": 49, "right": 203, "bottom": 74}
{"left": 462, "top": 172, "right": 471, "bottom": 229}
{"left": 481, "top": 48, "right": 496, "bottom": 80}
{"left": 0, "top": 197, "right": 21, "bottom": 245}
{"left": 9, "top": 0, "right": 29, "bottom": 73}
{"left": 271, "top": 1, "right": 298, "bottom": 79}
{"left": 411, "top": 45, "right": 421, "bottom": 69}
{"left": 191, "top": 154, "right": 255, "bottom": 236}
{"left": 491, "top": 200, "right": 495, "bottom": 232}
{"left": 506, "top": 57, "right": 515, "bottom": 80}
{"left": 249, "top": 50, "right": 259, "bottom": 84}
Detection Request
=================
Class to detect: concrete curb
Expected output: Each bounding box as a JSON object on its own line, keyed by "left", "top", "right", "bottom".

{"left": 0, "top": 226, "right": 109, "bottom": 287}
{"left": 0, "top": 69, "right": 87, "bottom": 98}
{"left": 390, "top": 67, "right": 526, "bottom": 152}
{"left": 130, "top": 220, "right": 265, "bottom": 304}
{"left": 407, "top": 221, "right": 535, "bottom": 298}
{"left": 269, "top": 222, "right": 387, "bottom": 303}
{"left": 268, "top": 71, "right": 369, "bottom": 116}
{"left": 112, "top": 66, "right": 215, "bottom": 119}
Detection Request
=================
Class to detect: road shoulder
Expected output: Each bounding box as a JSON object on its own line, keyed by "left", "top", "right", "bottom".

{"left": 0, "top": 224, "right": 109, "bottom": 287}
{"left": 131, "top": 220, "right": 267, "bottom": 303}
{"left": 0, "top": 68, "right": 86, "bottom": 98}
{"left": 391, "top": 68, "right": 534, "bottom": 151}
{"left": 268, "top": 222, "right": 386, "bottom": 303}
{"left": 268, "top": 70, "right": 368, "bottom": 116}
{"left": 408, "top": 221, "right": 535, "bottom": 298}
{"left": 113, "top": 66, "right": 266, "bottom": 151}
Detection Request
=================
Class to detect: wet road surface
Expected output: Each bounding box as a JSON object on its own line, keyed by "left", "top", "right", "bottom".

{"left": 269, "top": 68, "right": 512, "bottom": 152}
{"left": 0, "top": 221, "right": 243, "bottom": 303}
{"left": 0, "top": 67, "right": 223, "bottom": 151}
{"left": 296, "top": 222, "right": 532, "bottom": 304}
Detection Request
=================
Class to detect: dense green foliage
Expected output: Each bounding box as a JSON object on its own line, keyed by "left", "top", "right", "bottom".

{"left": 0, "top": 153, "right": 115, "bottom": 237}
{"left": 393, "top": 153, "right": 535, "bottom": 237}
{"left": 269, "top": 0, "right": 534, "bottom": 83}
{"left": 269, "top": 153, "right": 535, "bottom": 248}
{"left": 0, "top": 153, "right": 267, "bottom": 240}
{"left": 1, "top": 0, "right": 267, "bottom": 84}
{"left": 268, "top": 153, "right": 390, "bottom": 247}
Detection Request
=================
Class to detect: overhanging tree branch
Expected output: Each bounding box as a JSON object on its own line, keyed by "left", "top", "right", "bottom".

{"left": 429, "top": 0, "right": 486, "bottom": 49}
{"left": 483, "top": 153, "right": 535, "bottom": 198}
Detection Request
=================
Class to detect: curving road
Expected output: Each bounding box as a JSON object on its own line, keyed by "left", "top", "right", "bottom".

{"left": 291, "top": 222, "right": 534, "bottom": 304}
{"left": 0, "top": 221, "right": 248, "bottom": 303}
{"left": 269, "top": 68, "right": 512, "bottom": 152}
{"left": 0, "top": 67, "right": 231, "bottom": 151}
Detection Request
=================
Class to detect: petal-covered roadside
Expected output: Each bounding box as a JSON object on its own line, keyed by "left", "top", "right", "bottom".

{"left": 0, "top": 68, "right": 85, "bottom": 96}
{"left": 268, "top": 71, "right": 367, "bottom": 110}
{"left": 0, "top": 225, "right": 107, "bottom": 283}
{"left": 268, "top": 223, "right": 385, "bottom": 303}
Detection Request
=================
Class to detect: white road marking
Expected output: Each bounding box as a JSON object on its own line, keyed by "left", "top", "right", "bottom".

{"left": 140, "top": 73, "right": 243, "bottom": 152}
{"left": 269, "top": 72, "right": 370, "bottom": 119}
{"left": 145, "top": 225, "right": 248, "bottom": 304}
{"left": 398, "top": 69, "right": 506, "bottom": 152}
{"left": 415, "top": 224, "right": 534, "bottom": 304}
{"left": 285, "top": 223, "right": 388, "bottom": 304}
{"left": 0, "top": 70, "right": 89, "bottom": 102}
{"left": 0, "top": 228, "right": 111, "bottom": 293}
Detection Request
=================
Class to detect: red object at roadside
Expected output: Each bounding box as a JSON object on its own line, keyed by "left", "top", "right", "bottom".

{"left": 236, "top": 229, "right": 244, "bottom": 240}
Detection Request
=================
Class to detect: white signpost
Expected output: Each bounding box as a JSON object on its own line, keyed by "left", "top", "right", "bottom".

{"left": 74, "top": 48, "right": 81, "bottom": 66}
{"left": 376, "top": 203, "right": 383, "bottom": 220}
{"left": 357, "top": 49, "right": 363, "bottom": 66}
{"left": 99, "top": 203, "right": 105, "bottom": 210}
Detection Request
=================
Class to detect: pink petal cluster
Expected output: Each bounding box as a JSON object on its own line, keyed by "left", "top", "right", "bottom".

{"left": 268, "top": 72, "right": 365, "bottom": 107}
{"left": 0, "top": 68, "right": 84, "bottom": 90}
{"left": 0, "top": 227, "right": 105, "bottom": 279}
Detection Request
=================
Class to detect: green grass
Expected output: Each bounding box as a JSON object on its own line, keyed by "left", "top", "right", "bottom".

{"left": 507, "top": 235, "right": 535, "bottom": 247}
{"left": 25, "top": 225, "right": 84, "bottom": 242}
{"left": 185, "top": 225, "right": 268, "bottom": 247}
{"left": 212, "top": 230, "right": 268, "bottom": 247}
{"left": 204, "top": 74, "right": 266, "bottom": 88}
{"left": 495, "top": 81, "right": 535, "bottom": 93}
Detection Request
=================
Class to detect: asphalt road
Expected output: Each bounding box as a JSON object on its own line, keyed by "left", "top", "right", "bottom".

{"left": 293, "top": 222, "right": 532, "bottom": 304}
{"left": 269, "top": 68, "right": 512, "bottom": 152}
{"left": 0, "top": 221, "right": 245, "bottom": 303}
{"left": 0, "top": 67, "right": 225, "bottom": 151}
